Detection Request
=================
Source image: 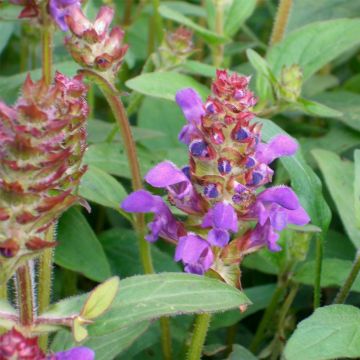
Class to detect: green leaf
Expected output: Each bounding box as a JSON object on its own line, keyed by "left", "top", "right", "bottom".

{"left": 211, "top": 284, "right": 276, "bottom": 330}
{"left": 52, "top": 322, "right": 150, "bottom": 360}
{"left": 284, "top": 305, "right": 360, "bottom": 360}
{"left": 224, "top": 0, "right": 257, "bottom": 36}
{"left": 227, "top": 345, "right": 257, "bottom": 360}
{"left": 158, "top": 5, "right": 227, "bottom": 45}
{"left": 78, "top": 165, "right": 127, "bottom": 210}
{"left": 312, "top": 149, "right": 360, "bottom": 248}
{"left": 287, "top": 0, "right": 360, "bottom": 33}
{"left": 48, "top": 273, "right": 251, "bottom": 336}
{"left": 100, "top": 228, "right": 181, "bottom": 278}
{"left": 72, "top": 317, "right": 88, "bottom": 342}
{"left": 295, "top": 258, "right": 360, "bottom": 292}
{"left": 0, "top": 21, "right": 14, "bottom": 55}
{"left": 81, "top": 277, "right": 120, "bottom": 320}
{"left": 258, "top": 118, "right": 331, "bottom": 231}
{"left": 181, "top": 60, "right": 217, "bottom": 78}
{"left": 0, "top": 61, "right": 79, "bottom": 103}
{"left": 295, "top": 98, "right": 342, "bottom": 118}
{"left": 313, "top": 91, "right": 360, "bottom": 132}
{"left": 56, "top": 208, "right": 112, "bottom": 282}
{"left": 355, "top": 150, "right": 360, "bottom": 229}
{"left": 126, "top": 72, "right": 209, "bottom": 101}
{"left": 267, "top": 19, "right": 360, "bottom": 81}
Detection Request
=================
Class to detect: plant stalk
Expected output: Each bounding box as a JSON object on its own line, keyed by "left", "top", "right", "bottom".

{"left": 313, "top": 234, "right": 323, "bottom": 309}
{"left": 212, "top": 0, "right": 224, "bottom": 67}
{"left": 160, "top": 317, "right": 172, "bottom": 360}
{"left": 269, "top": 0, "right": 292, "bottom": 46}
{"left": 249, "top": 284, "right": 285, "bottom": 353}
{"left": 334, "top": 250, "right": 360, "bottom": 304}
{"left": 187, "top": 313, "right": 212, "bottom": 360}
{"left": 15, "top": 263, "right": 35, "bottom": 327}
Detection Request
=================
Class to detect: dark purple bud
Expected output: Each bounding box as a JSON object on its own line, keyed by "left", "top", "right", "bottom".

{"left": 249, "top": 172, "right": 263, "bottom": 186}
{"left": 182, "top": 165, "right": 191, "bottom": 179}
{"left": 233, "top": 128, "right": 248, "bottom": 141}
{"left": 234, "top": 89, "right": 246, "bottom": 100}
{"left": 246, "top": 157, "right": 256, "bottom": 168}
{"left": 203, "top": 184, "right": 218, "bottom": 198}
{"left": 189, "top": 140, "right": 208, "bottom": 157}
{"left": 218, "top": 158, "right": 232, "bottom": 175}
{"left": 205, "top": 101, "right": 215, "bottom": 114}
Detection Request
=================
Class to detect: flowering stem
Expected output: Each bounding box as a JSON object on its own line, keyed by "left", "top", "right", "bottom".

{"left": 40, "top": 4, "right": 53, "bottom": 85}
{"left": 249, "top": 284, "right": 285, "bottom": 353}
{"left": 15, "top": 263, "right": 34, "bottom": 327}
{"left": 186, "top": 313, "right": 211, "bottom": 360}
{"left": 334, "top": 250, "right": 360, "bottom": 304}
{"left": 269, "top": 0, "right": 292, "bottom": 46}
{"left": 78, "top": 69, "right": 153, "bottom": 274}
{"left": 313, "top": 234, "right": 323, "bottom": 309}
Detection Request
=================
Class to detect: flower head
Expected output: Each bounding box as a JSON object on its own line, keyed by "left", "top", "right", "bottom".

{"left": 122, "top": 70, "right": 310, "bottom": 280}
{"left": 65, "top": 6, "right": 128, "bottom": 81}
{"left": 0, "top": 73, "right": 88, "bottom": 267}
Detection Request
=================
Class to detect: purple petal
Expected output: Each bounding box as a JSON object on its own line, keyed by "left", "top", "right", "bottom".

{"left": 121, "top": 190, "right": 163, "bottom": 213}
{"left": 256, "top": 135, "right": 298, "bottom": 164}
{"left": 55, "top": 347, "right": 94, "bottom": 360}
{"left": 269, "top": 206, "right": 288, "bottom": 231}
{"left": 208, "top": 229, "right": 230, "bottom": 247}
{"left": 250, "top": 222, "right": 281, "bottom": 252}
{"left": 202, "top": 202, "right": 238, "bottom": 232}
{"left": 257, "top": 186, "right": 299, "bottom": 210}
{"left": 287, "top": 206, "right": 311, "bottom": 226}
{"left": 175, "top": 88, "right": 204, "bottom": 126}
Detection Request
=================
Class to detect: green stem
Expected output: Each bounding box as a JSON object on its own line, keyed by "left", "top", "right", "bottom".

{"left": 313, "top": 234, "right": 323, "bottom": 309}
{"left": 41, "top": 6, "right": 53, "bottom": 85}
{"left": 152, "top": 0, "right": 163, "bottom": 45}
{"left": 269, "top": 0, "right": 292, "bottom": 46}
{"left": 79, "top": 70, "right": 154, "bottom": 274}
{"left": 334, "top": 250, "right": 360, "bottom": 304}
{"left": 15, "top": 263, "right": 34, "bottom": 327}
{"left": 187, "top": 313, "right": 211, "bottom": 360}
{"left": 123, "top": 0, "right": 134, "bottom": 26}
{"left": 160, "top": 317, "right": 172, "bottom": 360}
{"left": 212, "top": 0, "right": 224, "bottom": 67}
{"left": 250, "top": 284, "right": 285, "bottom": 353}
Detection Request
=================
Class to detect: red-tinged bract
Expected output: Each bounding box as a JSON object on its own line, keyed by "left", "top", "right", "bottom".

{"left": 0, "top": 72, "right": 88, "bottom": 264}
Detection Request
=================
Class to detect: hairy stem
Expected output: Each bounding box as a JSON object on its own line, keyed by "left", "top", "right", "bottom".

{"left": 123, "top": 0, "right": 134, "bottom": 26}
{"left": 334, "top": 250, "right": 360, "bottom": 304}
{"left": 269, "top": 0, "right": 292, "bottom": 46}
{"left": 16, "top": 263, "right": 35, "bottom": 327}
{"left": 187, "top": 313, "right": 212, "bottom": 360}
{"left": 250, "top": 284, "right": 285, "bottom": 353}
{"left": 41, "top": 4, "right": 53, "bottom": 85}
{"left": 313, "top": 234, "right": 323, "bottom": 309}
{"left": 212, "top": 0, "right": 224, "bottom": 67}
{"left": 160, "top": 317, "right": 172, "bottom": 360}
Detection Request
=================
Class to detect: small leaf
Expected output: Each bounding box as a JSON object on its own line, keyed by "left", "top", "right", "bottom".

{"left": 295, "top": 98, "right": 342, "bottom": 118}
{"left": 81, "top": 277, "right": 120, "bottom": 320}
{"left": 355, "top": 150, "right": 360, "bottom": 229}
{"left": 224, "top": 0, "right": 257, "bottom": 37}
{"left": 227, "top": 344, "right": 257, "bottom": 360}
{"left": 267, "top": 19, "right": 360, "bottom": 81}
{"left": 126, "top": 72, "right": 209, "bottom": 101}
{"left": 182, "top": 60, "right": 217, "bottom": 78}
{"left": 312, "top": 149, "right": 360, "bottom": 248}
{"left": 285, "top": 305, "right": 360, "bottom": 360}
{"left": 72, "top": 318, "right": 88, "bottom": 342}
{"left": 158, "top": 5, "right": 228, "bottom": 45}
{"left": 78, "top": 165, "right": 127, "bottom": 210}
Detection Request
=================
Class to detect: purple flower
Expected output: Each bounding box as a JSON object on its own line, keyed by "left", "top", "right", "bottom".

{"left": 121, "top": 190, "right": 183, "bottom": 243}
{"left": 49, "top": 0, "right": 81, "bottom": 32}
{"left": 255, "top": 134, "right": 298, "bottom": 165}
{"left": 53, "top": 346, "right": 94, "bottom": 360}
{"left": 202, "top": 202, "right": 238, "bottom": 247}
{"left": 176, "top": 88, "right": 205, "bottom": 145}
{"left": 174, "top": 233, "right": 214, "bottom": 274}
{"left": 247, "top": 186, "right": 310, "bottom": 251}
{"left": 145, "top": 161, "right": 203, "bottom": 214}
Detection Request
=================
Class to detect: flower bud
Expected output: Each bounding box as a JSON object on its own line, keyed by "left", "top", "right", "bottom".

{"left": 279, "top": 64, "right": 303, "bottom": 102}
{"left": 0, "top": 73, "right": 88, "bottom": 266}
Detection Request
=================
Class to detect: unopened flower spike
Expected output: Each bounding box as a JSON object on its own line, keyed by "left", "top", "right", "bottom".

{"left": 65, "top": 5, "right": 128, "bottom": 82}
{"left": 0, "top": 72, "right": 88, "bottom": 275}
{"left": 121, "top": 70, "right": 310, "bottom": 285}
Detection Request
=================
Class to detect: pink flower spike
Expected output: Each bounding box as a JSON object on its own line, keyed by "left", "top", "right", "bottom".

{"left": 94, "top": 6, "right": 115, "bottom": 37}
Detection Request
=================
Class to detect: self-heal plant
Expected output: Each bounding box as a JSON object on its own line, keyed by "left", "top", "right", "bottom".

{"left": 122, "top": 70, "right": 310, "bottom": 283}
